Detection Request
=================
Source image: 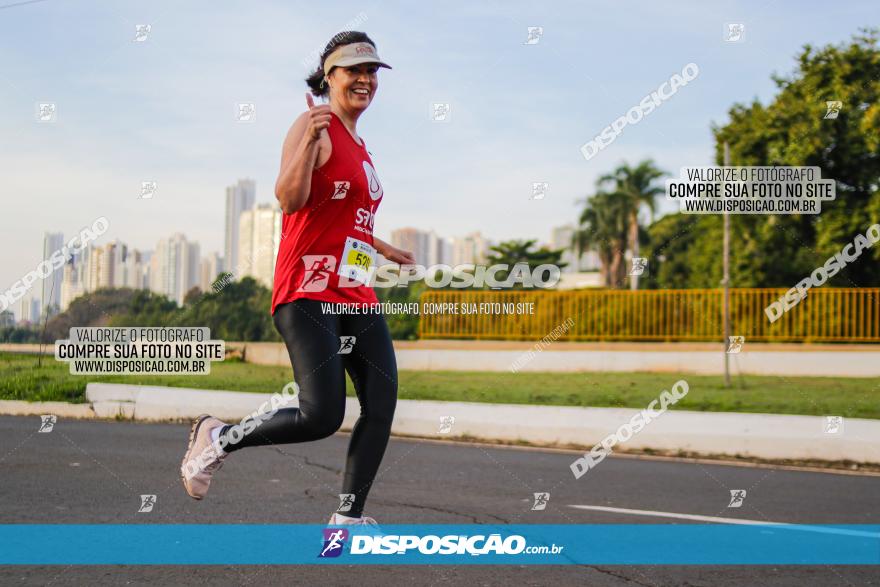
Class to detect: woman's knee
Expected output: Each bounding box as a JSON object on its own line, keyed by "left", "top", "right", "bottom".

{"left": 303, "top": 405, "right": 345, "bottom": 439}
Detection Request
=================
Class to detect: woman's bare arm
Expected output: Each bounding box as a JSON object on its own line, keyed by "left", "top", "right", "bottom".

{"left": 274, "top": 94, "right": 330, "bottom": 214}
{"left": 374, "top": 236, "right": 416, "bottom": 265}
{"left": 373, "top": 236, "right": 395, "bottom": 258}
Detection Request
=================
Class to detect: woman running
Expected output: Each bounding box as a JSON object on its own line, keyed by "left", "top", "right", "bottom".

{"left": 180, "top": 31, "right": 415, "bottom": 526}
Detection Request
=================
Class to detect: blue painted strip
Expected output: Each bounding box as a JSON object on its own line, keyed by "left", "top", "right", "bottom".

{"left": 0, "top": 524, "right": 877, "bottom": 565}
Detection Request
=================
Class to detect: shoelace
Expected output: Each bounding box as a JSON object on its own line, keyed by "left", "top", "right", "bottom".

{"left": 356, "top": 516, "right": 378, "bottom": 525}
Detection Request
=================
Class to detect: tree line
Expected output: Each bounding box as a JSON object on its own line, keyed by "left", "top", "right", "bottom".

{"left": 5, "top": 31, "right": 878, "bottom": 343}
{"left": 575, "top": 30, "right": 880, "bottom": 290}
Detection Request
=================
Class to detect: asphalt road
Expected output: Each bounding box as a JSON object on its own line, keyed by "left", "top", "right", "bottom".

{"left": 0, "top": 415, "right": 877, "bottom": 586}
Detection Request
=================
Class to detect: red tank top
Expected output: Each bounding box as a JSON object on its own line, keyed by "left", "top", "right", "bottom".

{"left": 271, "top": 111, "right": 384, "bottom": 314}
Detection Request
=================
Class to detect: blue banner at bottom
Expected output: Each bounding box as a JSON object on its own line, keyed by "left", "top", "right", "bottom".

{"left": 1, "top": 524, "right": 878, "bottom": 565}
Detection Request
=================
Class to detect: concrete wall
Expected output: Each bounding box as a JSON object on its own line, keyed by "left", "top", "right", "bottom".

{"left": 81, "top": 383, "right": 880, "bottom": 464}
{"left": 240, "top": 341, "right": 880, "bottom": 377}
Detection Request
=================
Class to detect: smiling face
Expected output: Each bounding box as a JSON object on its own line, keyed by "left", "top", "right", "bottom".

{"left": 328, "top": 62, "right": 379, "bottom": 113}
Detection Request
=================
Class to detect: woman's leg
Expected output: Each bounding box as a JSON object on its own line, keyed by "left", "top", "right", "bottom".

{"left": 335, "top": 308, "right": 398, "bottom": 517}
{"left": 218, "top": 299, "right": 346, "bottom": 451}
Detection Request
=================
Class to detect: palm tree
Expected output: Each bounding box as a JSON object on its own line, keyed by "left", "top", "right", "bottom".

{"left": 486, "top": 239, "right": 567, "bottom": 288}
{"left": 597, "top": 160, "right": 666, "bottom": 289}
{"left": 573, "top": 191, "right": 629, "bottom": 287}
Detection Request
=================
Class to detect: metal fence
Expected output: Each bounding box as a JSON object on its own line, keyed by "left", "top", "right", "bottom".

{"left": 417, "top": 288, "right": 880, "bottom": 342}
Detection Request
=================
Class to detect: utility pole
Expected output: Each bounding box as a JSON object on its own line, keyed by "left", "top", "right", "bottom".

{"left": 722, "top": 142, "right": 731, "bottom": 387}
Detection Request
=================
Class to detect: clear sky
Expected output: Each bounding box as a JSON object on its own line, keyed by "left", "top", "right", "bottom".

{"left": 0, "top": 0, "right": 875, "bottom": 297}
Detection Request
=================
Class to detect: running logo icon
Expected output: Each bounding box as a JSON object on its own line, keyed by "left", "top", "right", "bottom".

{"left": 630, "top": 258, "right": 648, "bottom": 276}
{"left": 531, "top": 182, "right": 548, "bottom": 200}
{"left": 728, "top": 490, "right": 746, "bottom": 508}
{"left": 133, "top": 24, "right": 151, "bottom": 42}
{"left": 438, "top": 415, "right": 455, "bottom": 434}
{"left": 38, "top": 415, "right": 57, "bottom": 433}
{"left": 338, "top": 336, "right": 356, "bottom": 355}
{"left": 332, "top": 181, "right": 350, "bottom": 200}
{"left": 140, "top": 181, "right": 157, "bottom": 199}
{"left": 319, "top": 528, "right": 349, "bottom": 558}
{"left": 138, "top": 495, "right": 156, "bottom": 513}
{"left": 724, "top": 23, "right": 745, "bottom": 42}
{"left": 524, "top": 26, "right": 543, "bottom": 45}
{"left": 36, "top": 103, "right": 57, "bottom": 123}
{"left": 824, "top": 101, "right": 843, "bottom": 119}
{"left": 431, "top": 103, "right": 451, "bottom": 122}
{"left": 237, "top": 103, "right": 256, "bottom": 123}
{"left": 824, "top": 416, "right": 844, "bottom": 434}
{"left": 298, "top": 255, "right": 337, "bottom": 293}
{"left": 727, "top": 336, "right": 745, "bottom": 354}
{"left": 531, "top": 492, "right": 550, "bottom": 510}
{"left": 338, "top": 493, "right": 355, "bottom": 512}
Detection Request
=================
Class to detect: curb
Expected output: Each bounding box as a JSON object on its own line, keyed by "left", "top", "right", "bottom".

{"left": 0, "top": 400, "right": 96, "bottom": 419}
{"left": 80, "top": 383, "right": 880, "bottom": 464}
{"left": 3, "top": 384, "right": 877, "bottom": 465}
{"left": 241, "top": 342, "right": 880, "bottom": 377}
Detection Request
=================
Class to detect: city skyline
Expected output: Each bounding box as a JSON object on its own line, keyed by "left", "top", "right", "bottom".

{"left": 2, "top": 1, "right": 869, "bottom": 304}
{"left": 7, "top": 178, "right": 587, "bottom": 322}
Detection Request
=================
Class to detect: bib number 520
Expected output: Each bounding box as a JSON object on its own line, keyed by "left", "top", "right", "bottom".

{"left": 338, "top": 236, "right": 376, "bottom": 285}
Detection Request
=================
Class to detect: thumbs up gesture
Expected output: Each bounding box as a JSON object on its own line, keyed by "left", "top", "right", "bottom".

{"left": 305, "top": 93, "right": 331, "bottom": 143}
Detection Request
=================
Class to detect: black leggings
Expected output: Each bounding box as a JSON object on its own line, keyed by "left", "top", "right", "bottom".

{"left": 218, "top": 298, "right": 398, "bottom": 517}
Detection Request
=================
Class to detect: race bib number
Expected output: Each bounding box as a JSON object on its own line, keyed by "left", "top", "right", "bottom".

{"left": 338, "top": 236, "right": 376, "bottom": 285}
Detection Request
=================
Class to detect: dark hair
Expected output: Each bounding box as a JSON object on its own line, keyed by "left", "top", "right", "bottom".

{"left": 305, "top": 31, "right": 377, "bottom": 98}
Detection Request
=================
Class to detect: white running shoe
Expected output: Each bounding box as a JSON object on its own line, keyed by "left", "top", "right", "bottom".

{"left": 328, "top": 513, "right": 379, "bottom": 526}
{"left": 327, "top": 513, "right": 384, "bottom": 536}
{"left": 180, "top": 414, "right": 228, "bottom": 500}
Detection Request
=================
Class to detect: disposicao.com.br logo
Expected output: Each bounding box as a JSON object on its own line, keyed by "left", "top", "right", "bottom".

{"left": 298, "top": 258, "right": 562, "bottom": 292}
{"left": 319, "top": 531, "right": 564, "bottom": 558}
{"left": 319, "top": 528, "right": 349, "bottom": 558}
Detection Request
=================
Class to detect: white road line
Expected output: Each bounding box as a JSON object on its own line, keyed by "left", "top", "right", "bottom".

{"left": 568, "top": 505, "right": 880, "bottom": 538}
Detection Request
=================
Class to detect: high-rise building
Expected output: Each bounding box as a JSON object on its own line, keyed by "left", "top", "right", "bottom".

{"left": 428, "top": 231, "right": 453, "bottom": 265}
{"left": 140, "top": 251, "right": 152, "bottom": 291}
{"left": 425, "top": 231, "right": 440, "bottom": 266}
{"left": 86, "top": 242, "right": 119, "bottom": 290}
{"left": 199, "top": 252, "right": 224, "bottom": 292}
{"left": 0, "top": 310, "right": 14, "bottom": 327}
{"left": 390, "top": 228, "right": 450, "bottom": 266}
{"left": 17, "top": 297, "right": 31, "bottom": 323}
{"left": 152, "top": 234, "right": 201, "bottom": 305}
{"left": 60, "top": 247, "right": 86, "bottom": 311}
{"left": 391, "top": 228, "right": 426, "bottom": 265}
{"left": 116, "top": 245, "right": 147, "bottom": 290}
{"left": 56, "top": 240, "right": 149, "bottom": 310}
{"left": 224, "top": 179, "right": 256, "bottom": 279}
{"left": 451, "top": 232, "right": 490, "bottom": 266}
{"left": 238, "top": 204, "right": 282, "bottom": 288}
{"left": 41, "top": 232, "right": 64, "bottom": 314}
{"left": 19, "top": 295, "right": 40, "bottom": 324}
{"left": 437, "top": 236, "right": 453, "bottom": 266}
{"left": 61, "top": 242, "right": 92, "bottom": 308}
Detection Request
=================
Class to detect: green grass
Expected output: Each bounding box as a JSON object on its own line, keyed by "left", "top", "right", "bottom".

{"left": 0, "top": 353, "right": 296, "bottom": 403}
{"left": 2, "top": 352, "right": 878, "bottom": 419}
